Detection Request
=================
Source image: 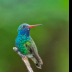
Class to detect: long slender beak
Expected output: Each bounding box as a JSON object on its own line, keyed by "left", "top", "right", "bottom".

{"left": 28, "top": 24, "right": 42, "bottom": 28}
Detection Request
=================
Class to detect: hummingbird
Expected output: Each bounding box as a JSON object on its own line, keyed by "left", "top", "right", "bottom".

{"left": 15, "top": 23, "right": 43, "bottom": 69}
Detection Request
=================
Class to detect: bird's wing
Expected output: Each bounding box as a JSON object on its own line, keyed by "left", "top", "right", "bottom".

{"left": 25, "top": 37, "right": 43, "bottom": 65}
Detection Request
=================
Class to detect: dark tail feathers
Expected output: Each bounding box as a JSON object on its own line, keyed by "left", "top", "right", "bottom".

{"left": 30, "top": 57, "right": 43, "bottom": 69}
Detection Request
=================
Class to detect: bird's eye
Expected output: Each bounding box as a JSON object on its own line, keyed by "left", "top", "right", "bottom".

{"left": 23, "top": 25, "right": 25, "bottom": 28}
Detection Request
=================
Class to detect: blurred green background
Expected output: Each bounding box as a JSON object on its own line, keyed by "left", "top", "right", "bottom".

{"left": 0, "top": 0, "right": 69, "bottom": 72}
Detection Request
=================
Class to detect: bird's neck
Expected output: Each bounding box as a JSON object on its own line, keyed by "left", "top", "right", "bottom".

{"left": 18, "top": 28, "right": 30, "bottom": 37}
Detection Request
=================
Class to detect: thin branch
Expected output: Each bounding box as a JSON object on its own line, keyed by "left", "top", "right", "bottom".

{"left": 13, "top": 47, "right": 34, "bottom": 72}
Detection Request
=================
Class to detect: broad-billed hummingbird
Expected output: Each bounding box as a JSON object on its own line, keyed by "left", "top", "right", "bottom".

{"left": 15, "top": 23, "right": 43, "bottom": 69}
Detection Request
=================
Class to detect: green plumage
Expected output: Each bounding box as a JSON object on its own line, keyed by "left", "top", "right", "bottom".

{"left": 15, "top": 23, "right": 43, "bottom": 69}
{"left": 15, "top": 35, "right": 38, "bottom": 55}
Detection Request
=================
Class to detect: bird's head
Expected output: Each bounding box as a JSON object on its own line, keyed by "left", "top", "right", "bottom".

{"left": 17, "top": 23, "right": 42, "bottom": 31}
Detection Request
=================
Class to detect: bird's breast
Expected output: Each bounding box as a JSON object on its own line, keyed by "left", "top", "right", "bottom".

{"left": 15, "top": 35, "right": 30, "bottom": 55}
{"left": 15, "top": 35, "right": 30, "bottom": 47}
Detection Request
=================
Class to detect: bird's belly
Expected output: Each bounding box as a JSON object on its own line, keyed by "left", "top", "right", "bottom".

{"left": 26, "top": 54, "right": 33, "bottom": 58}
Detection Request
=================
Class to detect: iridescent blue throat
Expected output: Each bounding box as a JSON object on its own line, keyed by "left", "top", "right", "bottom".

{"left": 18, "top": 28, "right": 30, "bottom": 37}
